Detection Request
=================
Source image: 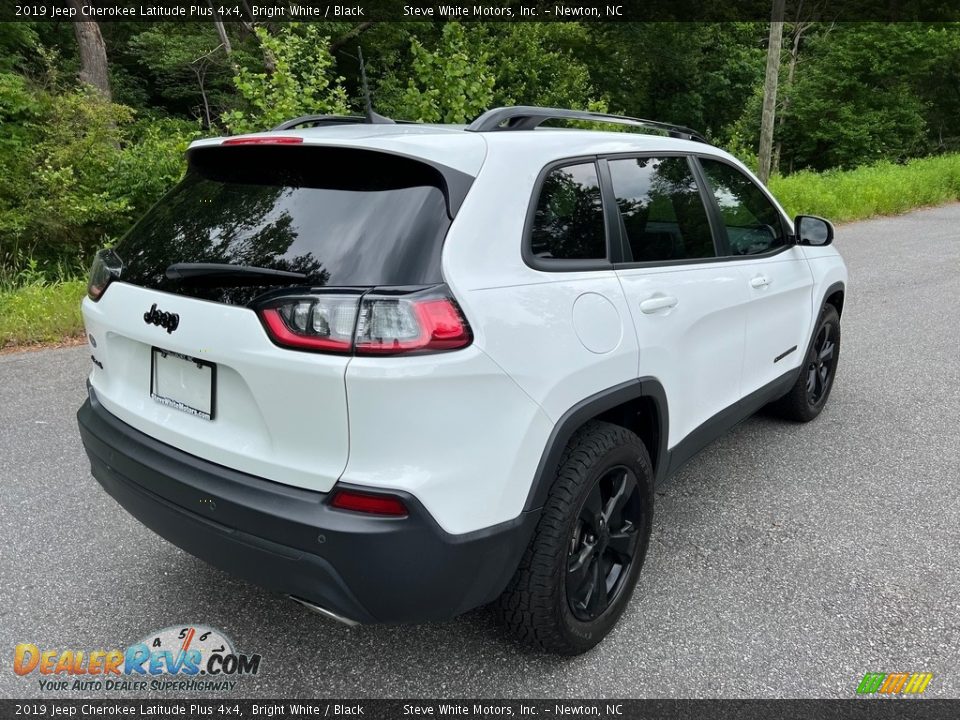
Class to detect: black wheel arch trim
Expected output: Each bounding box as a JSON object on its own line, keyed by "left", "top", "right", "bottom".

{"left": 821, "top": 281, "right": 846, "bottom": 316}
{"left": 806, "top": 281, "right": 845, "bottom": 355}
{"left": 522, "top": 377, "right": 669, "bottom": 512}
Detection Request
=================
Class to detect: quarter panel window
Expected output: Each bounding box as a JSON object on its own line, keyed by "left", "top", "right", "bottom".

{"left": 607, "top": 157, "right": 715, "bottom": 263}
{"left": 530, "top": 162, "right": 607, "bottom": 261}
{"left": 699, "top": 158, "right": 787, "bottom": 256}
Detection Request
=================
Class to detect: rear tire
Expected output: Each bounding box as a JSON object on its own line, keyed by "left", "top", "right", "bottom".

{"left": 496, "top": 421, "right": 653, "bottom": 655}
{"left": 769, "top": 305, "right": 841, "bottom": 422}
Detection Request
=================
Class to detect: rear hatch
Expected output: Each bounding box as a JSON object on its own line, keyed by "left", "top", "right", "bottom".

{"left": 83, "top": 141, "right": 474, "bottom": 492}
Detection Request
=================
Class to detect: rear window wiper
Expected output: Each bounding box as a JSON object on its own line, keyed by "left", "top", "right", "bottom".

{"left": 166, "top": 263, "right": 309, "bottom": 283}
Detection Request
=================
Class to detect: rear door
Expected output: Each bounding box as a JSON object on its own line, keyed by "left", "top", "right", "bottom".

{"left": 695, "top": 157, "right": 814, "bottom": 395}
{"left": 83, "top": 144, "right": 463, "bottom": 492}
{"left": 608, "top": 155, "right": 750, "bottom": 448}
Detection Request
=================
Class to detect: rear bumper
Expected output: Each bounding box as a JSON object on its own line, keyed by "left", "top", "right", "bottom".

{"left": 77, "top": 387, "right": 538, "bottom": 624}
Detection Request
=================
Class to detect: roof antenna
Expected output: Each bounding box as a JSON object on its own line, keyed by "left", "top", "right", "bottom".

{"left": 358, "top": 46, "right": 394, "bottom": 125}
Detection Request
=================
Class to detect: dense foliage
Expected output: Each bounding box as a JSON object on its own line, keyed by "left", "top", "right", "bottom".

{"left": 2, "top": 20, "right": 960, "bottom": 279}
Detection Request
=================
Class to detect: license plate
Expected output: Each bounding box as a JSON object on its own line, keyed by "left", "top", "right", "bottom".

{"left": 150, "top": 348, "right": 216, "bottom": 420}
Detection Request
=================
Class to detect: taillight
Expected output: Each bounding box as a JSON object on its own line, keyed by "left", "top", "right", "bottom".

{"left": 87, "top": 248, "right": 123, "bottom": 301}
{"left": 329, "top": 489, "right": 408, "bottom": 517}
{"left": 355, "top": 296, "right": 471, "bottom": 355}
{"left": 256, "top": 286, "right": 472, "bottom": 356}
{"left": 258, "top": 294, "right": 360, "bottom": 353}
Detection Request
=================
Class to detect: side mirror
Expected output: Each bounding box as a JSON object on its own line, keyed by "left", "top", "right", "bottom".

{"left": 795, "top": 215, "right": 834, "bottom": 246}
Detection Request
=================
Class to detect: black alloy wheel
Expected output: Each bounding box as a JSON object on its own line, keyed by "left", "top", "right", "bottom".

{"left": 565, "top": 466, "right": 644, "bottom": 622}
{"left": 807, "top": 322, "right": 837, "bottom": 406}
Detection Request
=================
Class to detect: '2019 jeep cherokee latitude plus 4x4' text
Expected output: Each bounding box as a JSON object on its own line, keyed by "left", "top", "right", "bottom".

{"left": 77, "top": 106, "right": 847, "bottom": 654}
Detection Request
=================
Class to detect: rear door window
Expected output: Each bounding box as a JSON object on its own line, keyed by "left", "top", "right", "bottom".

{"left": 607, "top": 157, "right": 716, "bottom": 263}
{"left": 115, "top": 146, "right": 460, "bottom": 304}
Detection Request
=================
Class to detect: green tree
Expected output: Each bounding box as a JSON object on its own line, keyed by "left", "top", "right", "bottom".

{"left": 222, "top": 24, "right": 350, "bottom": 133}
{"left": 582, "top": 23, "right": 765, "bottom": 141}
{"left": 482, "top": 23, "right": 598, "bottom": 109}
{"left": 127, "top": 23, "right": 237, "bottom": 127}
{"left": 379, "top": 23, "right": 602, "bottom": 124}
{"left": 395, "top": 23, "right": 495, "bottom": 124}
{"left": 14, "top": 89, "right": 196, "bottom": 259}
{"left": 772, "top": 23, "right": 931, "bottom": 171}
{"left": 900, "top": 23, "right": 960, "bottom": 152}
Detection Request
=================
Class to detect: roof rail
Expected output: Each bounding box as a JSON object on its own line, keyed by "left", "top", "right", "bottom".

{"left": 465, "top": 106, "right": 707, "bottom": 143}
{"left": 271, "top": 114, "right": 408, "bottom": 131}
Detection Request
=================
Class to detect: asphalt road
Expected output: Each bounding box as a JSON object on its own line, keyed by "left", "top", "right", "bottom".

{"left": 1, "top": 204, "right": 959, "bottom": 700}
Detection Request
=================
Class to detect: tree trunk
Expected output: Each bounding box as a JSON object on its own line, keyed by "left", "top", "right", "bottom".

{"left": 67, "top": 0, "right": 111, "bottom": 100}
{"left": 213, "top": 19, "right": 233, "bottom": 54}
{"left": 207, "top": 1, "right": 233, "bottom": 55}
{"left": 757, "top": 0, "right": 786, "bottom": 184}
{"left": 192, "top": 64, "right": 212, "bottom": 129}
{"left": 772, "top": 22, "right": 807, "bottom": 174}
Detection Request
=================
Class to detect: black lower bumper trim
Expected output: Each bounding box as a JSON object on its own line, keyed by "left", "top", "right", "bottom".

{"left": 77, "top": 388, "right": 538, "bottom": 624}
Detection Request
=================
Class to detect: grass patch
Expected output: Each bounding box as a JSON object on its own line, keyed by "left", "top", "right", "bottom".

{"left": 769, "top": 153, "right": 960, "bottom": 223}
{"left": 0, "top": 280, "right": 87, "bottom": 348}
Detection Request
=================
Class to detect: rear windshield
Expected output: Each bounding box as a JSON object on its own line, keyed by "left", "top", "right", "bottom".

{"left": 114, "top": 146, "right": 457, "bottom": 304}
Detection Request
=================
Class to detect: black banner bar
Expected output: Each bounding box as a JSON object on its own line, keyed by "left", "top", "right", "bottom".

{"left": 5, "top": 0, "right": 960, "bottom": 22}
{"left": 1, "top": 700, "right": 958, "bottom": 720}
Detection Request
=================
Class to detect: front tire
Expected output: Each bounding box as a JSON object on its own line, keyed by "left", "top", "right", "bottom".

{"left": 770, "top": 304, "right": 841, "bottom": 422}
{"left": 496, "top": 421, "right": 653, "bottom": 654}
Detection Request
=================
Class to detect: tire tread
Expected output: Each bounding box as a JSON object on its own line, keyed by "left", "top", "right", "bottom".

{"left": 496, "top": 420, "right": 652, "bottom": 654}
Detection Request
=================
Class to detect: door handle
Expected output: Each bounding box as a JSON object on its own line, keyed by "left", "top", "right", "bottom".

{"left": 750, "top": 275, "right": 770, "bottom": 289}
{"left": 639, "top": 295, "right": 679, "bottom": 314}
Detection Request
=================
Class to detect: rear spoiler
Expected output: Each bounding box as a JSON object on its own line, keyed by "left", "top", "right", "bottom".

{"left": 186, "top": 141, "right": 475, "bottom": 218}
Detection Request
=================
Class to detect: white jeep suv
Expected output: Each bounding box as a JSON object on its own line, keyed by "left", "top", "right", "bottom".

{"left": 77, "top": 106, "right": 847, "bottom": 654}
